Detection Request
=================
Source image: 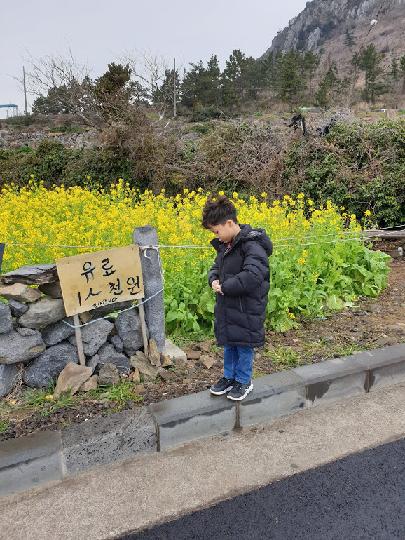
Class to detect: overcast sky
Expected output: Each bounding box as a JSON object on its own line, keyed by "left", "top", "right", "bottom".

{"left": 0, "top": 0, "right": 308, "bottom": 117}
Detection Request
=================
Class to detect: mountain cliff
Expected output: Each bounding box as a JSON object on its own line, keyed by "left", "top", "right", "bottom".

{"left": 263, "top": 0, "right": 405, "bottom": 70}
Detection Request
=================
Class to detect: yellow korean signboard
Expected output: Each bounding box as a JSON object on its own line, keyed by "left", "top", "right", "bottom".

{"left": 56, "top": 245, "right": 144, "bottom": 317}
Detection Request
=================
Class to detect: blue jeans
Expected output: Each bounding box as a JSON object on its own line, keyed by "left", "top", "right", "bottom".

{"left": 223, "top": 345, "right": 254, "bottom": 385}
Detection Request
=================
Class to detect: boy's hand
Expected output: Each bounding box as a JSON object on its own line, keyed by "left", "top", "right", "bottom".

{"left": 211, "top": 280, "right": 224, "bottom": 295}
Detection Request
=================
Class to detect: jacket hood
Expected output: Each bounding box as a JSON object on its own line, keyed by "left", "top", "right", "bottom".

{"left": 210, "top": 224, "right": 273, "bottom": 256}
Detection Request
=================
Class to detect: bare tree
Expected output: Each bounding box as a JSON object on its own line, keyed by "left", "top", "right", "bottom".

{"left": 16, "top": 49, "right": 100, "bottom": 125}
{"left": 122, "top": 49, "right": 183, "bottom": 121}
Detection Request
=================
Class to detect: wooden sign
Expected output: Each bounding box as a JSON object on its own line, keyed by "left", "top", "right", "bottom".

{"left": 56, "top": 245, "right": 144, "bottom": 317}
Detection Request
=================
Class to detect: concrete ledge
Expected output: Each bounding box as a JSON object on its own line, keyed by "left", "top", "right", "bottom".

{"left": 0, "top": 407, "right": 156, "bottom": 497}
{"left": 291, "top": 344, "right": 405, "bottom": 408}
{"left": 62, "top": 407, "right": 156, "bottom": 475}
{"left": 354, "top": 344, "right": 405, "bottom": 391}
{"left": 0, "top": 431, "right": 63, "bottom": 496}
{"left": 1, "top": 343, "right": 405, "bottom": 496}
{"left": 149, "top": 391, "right": 236, "bottom": 451}
{"left": 239, "top": 371, "right": 306, "bottom": 427}
{"left": 292, "top": 356, "right": 369, "bottom": 407}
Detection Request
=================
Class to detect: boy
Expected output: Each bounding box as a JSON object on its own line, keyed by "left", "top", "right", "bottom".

{"left": 202, "top": 195, "right": 273, "bottom": 401}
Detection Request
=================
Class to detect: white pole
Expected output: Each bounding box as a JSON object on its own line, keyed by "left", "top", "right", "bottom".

{"left": 173, "top": 58, "right": 177, "bottom": 118}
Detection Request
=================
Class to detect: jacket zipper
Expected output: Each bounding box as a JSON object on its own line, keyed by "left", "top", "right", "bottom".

{"left": 219, "top": 236, "right": 242, "bottom": 277}
{"left": 239, "top": 297, "right": 244, "bottom": 312}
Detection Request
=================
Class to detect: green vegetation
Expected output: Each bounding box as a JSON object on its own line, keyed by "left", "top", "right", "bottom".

{"left": 1, "top": 118, "right": 403, "bottom": 227}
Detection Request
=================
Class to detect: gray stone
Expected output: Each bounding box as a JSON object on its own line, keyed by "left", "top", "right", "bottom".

{"left": 41, "top": 318, "right": 75, "bottom": 346}
{"left": 79, "top": 319, "right": 114, "bottom": 356}
{"left": 161, "top": 354, "right": 173, "bottom": 367}
{"left": 0, "top": 303, "right": 12, "bottom": 334}
{"left": 8, "top": 299, "right": 29, "bottom": 318}
{"left": 133, "top": 227, "right": 165, "bottom": 351}
{"left": 130, "top": 352, "right": 159, "bottom": 380}
{"left": 61, "top": 408, "right": 156, "bottom": 475}
{"left": 387, "top": 323, "right": 405, "bottom": 335}
{"left": 149, "top": 391, "right": 236, "bottom": 451}
{"left": 115, "top": 309, "right": 144, "bottom": 355}
{"left": 163, "top": 338, "right": 187, "bottom": 362}
{"left": 17, "top": 327, "right": 38, "bottom": 337}
{"left": 0, "top": 431, "right": 63, "bottom": 497}
{"left": 200, "top": 354, "right": 216, "bottom": 369}
{"left": 80, "top": 375, "right": 98, "bottom": 392}
{"left": 87, "top": 354, "right": 100, "bottom": 372}
{"left": 0, "top": 363, "right": 19, "bottom": 397}
{"left": 16, "top": 327, "right": 38, "bottom": 337}
{"left": 91, "top": 300, "right": 133, "bottom": 318}
{"left": 0, "top": 283, "right": 41, "bottom": 303}
{"left": 157, "top": 367, "right": 173, "bottom": 381}
{"left": 98, "top": 362, "right": 120, "bottom": 386}
{"left": 19, "top": 297, "right": 66, "bottom": 329}
{"left": 374, "top": 336, "right": 397, "bottom": 347}
{"left": 0, "top": 329, "right": 45, "bottom": 365}
{"left": 149, "top": 338, "right": 161, "bottom": 367}
{"left": 0, "top": 263, "right": 57, "bottom": 285}
{"left": 110, "top": 334, "right": 124, "bottom": 353}
{"left": 54, "top": 362, "right": 93, "bottom": 398}
{"left": 23, "top": 343, "right": 79, "bottom": 388}
{"left": 38, "top": 281, "right": 62, "bottom": 298}
{"left": 97, "top": 343, "right": 131, "bottom": 374}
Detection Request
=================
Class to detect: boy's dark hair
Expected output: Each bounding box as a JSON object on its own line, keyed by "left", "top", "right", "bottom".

{"left": 202, "top": 195, "right": 238, "bottom": 228}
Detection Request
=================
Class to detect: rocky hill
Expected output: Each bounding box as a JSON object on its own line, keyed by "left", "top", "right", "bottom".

{"left": 264, "top": 0, "right": 405, "bottom": 75}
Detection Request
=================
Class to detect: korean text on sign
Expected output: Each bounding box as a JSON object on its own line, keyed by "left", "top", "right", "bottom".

{"left": 56, "top": 245, "right": 144, "bottom": 316}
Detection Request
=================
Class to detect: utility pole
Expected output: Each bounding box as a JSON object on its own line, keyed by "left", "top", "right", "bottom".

{"left": 173, "top": 58, "right": 177, "bottom": 118}
{"left": 23, "top": 66, "right": 28, "bottom": 115}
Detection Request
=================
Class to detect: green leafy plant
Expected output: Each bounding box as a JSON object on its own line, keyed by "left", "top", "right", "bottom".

{"left": 265, "top": 346, "right": 301, "bottom": 368}
{"left": 0, "top": 419, "right": 10, "bottom": 433}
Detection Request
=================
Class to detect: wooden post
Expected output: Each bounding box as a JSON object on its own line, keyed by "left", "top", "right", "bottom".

{"left": 73, "top": 314, "right": 86, "bottom": 366}
{"left": 0, "top": 243, "right": 5, "bottom": 274}
{"left": 138, "top": 301, "right": 149, "bottom": 357}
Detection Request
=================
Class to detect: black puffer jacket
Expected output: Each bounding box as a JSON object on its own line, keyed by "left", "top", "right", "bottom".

{"left": 208, "top": 224, "right": 273, "bottom": 347}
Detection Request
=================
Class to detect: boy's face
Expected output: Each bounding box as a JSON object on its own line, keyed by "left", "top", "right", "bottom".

{"left": 208, "top": 220, "right": 237, "bottom": 243}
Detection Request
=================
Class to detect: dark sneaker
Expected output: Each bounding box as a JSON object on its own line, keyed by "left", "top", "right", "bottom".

{"left": 210, "top": 377, "right": 234, "bottom": 395}
{"left": 227, "top": 381, "right": 253, "bottom": 401}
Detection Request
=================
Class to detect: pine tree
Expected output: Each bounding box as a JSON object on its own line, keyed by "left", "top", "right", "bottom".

{"left": 315, "top": 64, "right": 339, "bottom": 107}
{"left": 352, "top": 45, "right": 386, "bottom": 103}
{"left": 391, "top": 58, "right": 399, "bottom": 81}
{"left": 302, "top": 51, "right": 319, "bottom": 93}
{"left": 180, "top": 56, "right": 222, "bottom": 109}
{"left": 222, "top": 49, "right": 246, "bottom": 106}
{"left": 274, "top": 51, "right": 302, "bottom": 105}
{"left": 344, "top": 29, "right": 355, "bottom": 49}
{"left": 153, "top": 68, "right": 180, "bottom": 108}
{"left": 180, "top": 61, "right": 206, "bottom": 108}
{"left": 204, "top": 55, "right": 221, "bottom": 105}
{"left": 400, "top": 55, "right": 405, "bottom": 93}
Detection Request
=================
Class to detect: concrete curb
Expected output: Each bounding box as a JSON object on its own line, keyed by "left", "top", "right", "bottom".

{"left": 1, "top": 343, "right": 404, "bottom": 497}
{"left": 150, "top": 343, "right": 405, "bottom": 446}
{"left": 0, "top": 408, "right": 157, "bottom": 498}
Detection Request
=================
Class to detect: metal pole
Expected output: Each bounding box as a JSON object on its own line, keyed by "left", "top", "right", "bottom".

{"left": 23, "top": 66, "right": 28, "bottom": 115}
{"left": 173, "top": 58, "right": 177, "bottom": 118}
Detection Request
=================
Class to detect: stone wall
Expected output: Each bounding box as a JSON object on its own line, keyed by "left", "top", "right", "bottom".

{"left": 0, "top": 263, "right": 167, "bottom": 398}
{"left": 0, "top": 128, "right": 98, "bottom": 150}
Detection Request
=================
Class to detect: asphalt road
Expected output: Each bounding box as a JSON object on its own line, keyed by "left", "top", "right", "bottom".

{"left": 123, "top": 437, "right": 405, "bottom": 540}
